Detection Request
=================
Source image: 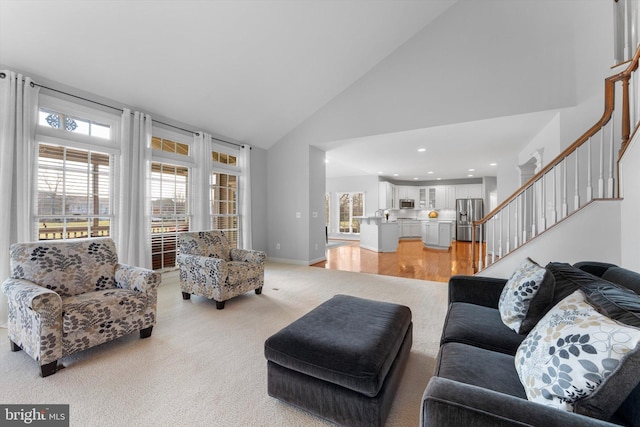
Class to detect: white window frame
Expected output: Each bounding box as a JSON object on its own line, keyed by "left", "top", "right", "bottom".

{"left": 35, "top": 95, "right": 121, "bottom": 241}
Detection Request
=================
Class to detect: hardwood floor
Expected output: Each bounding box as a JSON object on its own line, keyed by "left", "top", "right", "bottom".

{"left": 312, "top": 238, "right": 479, "bottom": 282}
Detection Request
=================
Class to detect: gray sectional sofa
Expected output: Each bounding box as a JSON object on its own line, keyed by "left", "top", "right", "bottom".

{"left": 421, "top": 261, "right": 640, "bottom": 427}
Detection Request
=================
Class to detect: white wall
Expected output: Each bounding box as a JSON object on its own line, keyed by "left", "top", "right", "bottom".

{"left": 620, "top": 130, "right": 640, "bottom": 271}
{"left": 308, "top": 146, "right": 327, "bottom": 263}
{"left": 250, "top": 147, "right": 268, "bottom": 252}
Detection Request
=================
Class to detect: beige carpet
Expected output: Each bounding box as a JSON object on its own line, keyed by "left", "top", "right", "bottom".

{"left": 0, "top": 262, "right": 448, "bottom": 426}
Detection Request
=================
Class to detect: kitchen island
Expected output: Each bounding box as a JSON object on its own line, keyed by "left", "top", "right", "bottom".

{"left": 354, "top": 217, "right": 399, "bottom": 252}
{"left": 421, "top": 220, "right": 454, "bottom": 249}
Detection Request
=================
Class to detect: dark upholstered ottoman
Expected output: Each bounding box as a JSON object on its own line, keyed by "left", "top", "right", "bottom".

{"left": 264, "top": 294, "right": 413, "bottom": 427}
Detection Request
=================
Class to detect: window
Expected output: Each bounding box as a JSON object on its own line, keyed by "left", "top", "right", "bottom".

{"left": 37, "top": 144, "right": 112, "bottom": 240}
{"left": 35, "top": 97, "right": 118, "bottom": 241}
{"left": 211, "top": 171, "right": 238, "bottom": 247}
{"left": 338, "top": 192, "right": 364, "bottom": 234}
{"left": 212, "top": 149, "right": 237, "bottom": 166}
{"left": 151, "top": 163, "right": 189, "bottom": 270}
{"left": 150, "top": 129, "right": 193, "bottom": 270}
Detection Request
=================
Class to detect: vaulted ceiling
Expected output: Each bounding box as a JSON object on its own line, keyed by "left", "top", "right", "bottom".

{"left": 0, "top": 0, "right": 612, "bottom": 180}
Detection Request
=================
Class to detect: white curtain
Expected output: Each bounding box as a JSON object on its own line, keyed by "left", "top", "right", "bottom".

{"left": 0, "top": 71, "right": 40, "bottom": 328}
{"left": 239, "top": 145, "right": 252, "bottom": 249}
{"left": 192, "top": 132, "right": 212, "bottom": 231}
{"left": 116, "top": 109, "right": 152, "bottom": 269}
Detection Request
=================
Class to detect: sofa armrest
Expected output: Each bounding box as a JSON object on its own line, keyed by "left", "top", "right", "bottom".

{"left": 448, "top": 275, "right": 507, "bottom": 309}
{"left": 115, "top": 264, "right": 161, "bottom": 293}
{"left": 421, "top": 377, "right": 618, "bottom": 427}
{"left": 230, "top": 248, "right": 266, "bottom": 264}
{"left": 1, "top": 278, "right": 62, "bottom": 323}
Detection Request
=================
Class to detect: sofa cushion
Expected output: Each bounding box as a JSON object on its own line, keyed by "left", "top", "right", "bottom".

{"left": 435, "top": 342, "right": 527, "bottom": 399}
{"left": 498, "top": 257, "right": 555, "bottom": 334}
{"left": 441, "top": 302, "right": 526, "bottom": 355}
{"left": 582, "top": 282, "right": 640, "bottom": 328}
{"left": 545, "top": 262, "right": 608, "bottom": 307}
{"left": 62, "top": 289, "right": 148, "bottom": 334}
{"left": 515, "top": 290, "right": 640, "bottom": 421}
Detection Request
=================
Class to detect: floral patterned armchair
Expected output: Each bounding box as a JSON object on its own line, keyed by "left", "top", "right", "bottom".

{"left": 1, "top": 238, "right": 160, "bottom": 377}
{"left": 177, "top": 231, "right": 266, "bottom": 309}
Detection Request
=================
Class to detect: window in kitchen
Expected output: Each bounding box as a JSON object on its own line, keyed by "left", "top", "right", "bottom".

{"left": 338, "top": 192, "right": 364, "bottom": 234}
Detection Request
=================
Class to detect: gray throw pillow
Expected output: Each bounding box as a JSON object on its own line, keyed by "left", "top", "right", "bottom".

{"left": 498, "top": 257, "right": 555, "bottom": 334}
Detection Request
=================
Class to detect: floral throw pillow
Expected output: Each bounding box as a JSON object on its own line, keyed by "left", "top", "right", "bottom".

{"left": 515, "top": 290, "right": 640, "bottom": 420}
{"left": 498, "top": 257, "right": 555, "bottom": 334}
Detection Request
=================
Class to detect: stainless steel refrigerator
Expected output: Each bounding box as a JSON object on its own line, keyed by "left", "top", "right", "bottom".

{"left": 456, "top": 198, "right": 484, "bottom": 241}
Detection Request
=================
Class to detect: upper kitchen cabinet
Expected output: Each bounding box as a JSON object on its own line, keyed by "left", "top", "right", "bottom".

{"left": 397, "top": 185, "right": 419, "bottom": 202}
{"left": 455, "top": 184, "right": 482, "bottom": 199}
{"left": 379, "top": 181, "right": 398, "bottom": 209}
{"left": 425, "top": 185, "right": 456, "bottom": 210}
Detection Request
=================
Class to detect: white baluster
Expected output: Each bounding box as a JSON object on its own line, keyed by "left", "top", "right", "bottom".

{"left": 540, "top": 177, "right": 546, "bottom": 231}
{"left": 562, "top": 158, "right": 568, "bottom": 218}
{"left": 506, "top": 203, "right": 511, "bottom": 254}
{"left": 551, "top": 166, "right": 557, "bottom": 224}
{"left": 587, "top": 137, "right": 593, "bottom": 202}
{"left": 531, "top": 184, "right": 536, "bottom": 237}
{"left": 491, "top": 217, "right": 495, "bottom": 264}
{"left": 514, "top": 196, "right": 519, "bottom": 249}
{"left": 478, "top": 224, "right": 483, "bottom": 271}
{"left": 498, "top": 214, "right": 503, "bottom": 259}
{"left": 608, "top": 113, "right": 615, "bottom": 198}
{"left": 598, "top": 130, "right": 604, "bottom": 198}
{"left": 574, "top": 152, "right": 580, "bottom": 210}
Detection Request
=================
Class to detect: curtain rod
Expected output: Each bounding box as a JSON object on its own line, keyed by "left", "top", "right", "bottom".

{"left": 25, "top": 79, "right": 245, "bottom": 149}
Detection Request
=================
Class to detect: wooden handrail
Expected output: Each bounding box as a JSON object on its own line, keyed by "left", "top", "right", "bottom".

{"left": 471, "top": 45, "right": 640, "bottom": 271}
{"left": 477, "top": 45, "right": 640, "bottom": 226}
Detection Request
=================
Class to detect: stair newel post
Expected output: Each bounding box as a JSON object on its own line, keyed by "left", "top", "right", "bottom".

{"left": 621, "top": 75, "right": 631, "bottom": 152}
{"left": 562, "top": 158, "right": 568, "bottom": 218}
{"left": 608, "top": 116, "right": 615, "bottom": 198}
{"left": 587, "top": 137, "right": 593, "bottom": 202}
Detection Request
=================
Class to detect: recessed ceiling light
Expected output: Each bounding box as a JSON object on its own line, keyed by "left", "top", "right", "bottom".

{"left": 393, "top": 173, "right": 399, "bottom": 177}
{"left": 378, "top": 171, "right": 383, "bottom": 174}
{"left": 427, "top": 171, "right": 434, "bottom": 174}
{"left": 436, "top": 177, "right": 442, "bottom": 180}
{"left": 490, "top": 163, "right": 497, "bottom": 166}
{"left": 468, "top": 168, "right": 474, "bottom": 172}
{"left": 468, "top": 174, "right": 474, "bottom": 177}
{"left": 418, "top": 148, "right": 426, "bottom": 152}
{"left": 413, "top": 177, "right": 419, "bottom": 180}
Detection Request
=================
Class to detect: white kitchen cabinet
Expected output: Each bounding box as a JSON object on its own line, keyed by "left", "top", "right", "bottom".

{"left": 399, "top": 220, "right": 420, "bottom": 238}
{"left": 438, "top": 222, "right": 453, "bottom": 246}
{"left": 398, "top": 185, "right": 419, "bottom": 202}
{"left": 455, "top": 184, "right": 482, "bottom": 200}
{"left": 379, "top": 182, "right": 398, "bottom": 209}
{"left": 444, "top": 185, "right": 456, "bottom": 209}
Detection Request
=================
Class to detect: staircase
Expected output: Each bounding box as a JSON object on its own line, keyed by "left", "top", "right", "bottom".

{"left": 472, "top": 46, "right": 640, "bottom": 274}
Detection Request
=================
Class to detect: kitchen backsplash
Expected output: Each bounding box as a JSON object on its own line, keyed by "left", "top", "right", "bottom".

{"left": 383, "top": 208, "right": 456, "bottom": 221}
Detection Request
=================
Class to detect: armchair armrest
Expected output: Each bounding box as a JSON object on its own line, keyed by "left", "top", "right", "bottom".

{"left": 230, "top": 248, "right": 266, "bottom": 264}
{"left": 115, "top": 264, "right": 161, "bottom": 293}
{"left": 1, "top": 278, "right": 62, "bottom": 323}
{"left": 448, "top": 275, "right": 507, "bottom": 309}
{"left": 421, "top": 377, "right": 617, "bottom": 427}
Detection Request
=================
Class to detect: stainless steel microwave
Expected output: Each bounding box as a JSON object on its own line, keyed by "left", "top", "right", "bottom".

{"left": 400, "top": 199, "right": 415, "bottom": 209}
